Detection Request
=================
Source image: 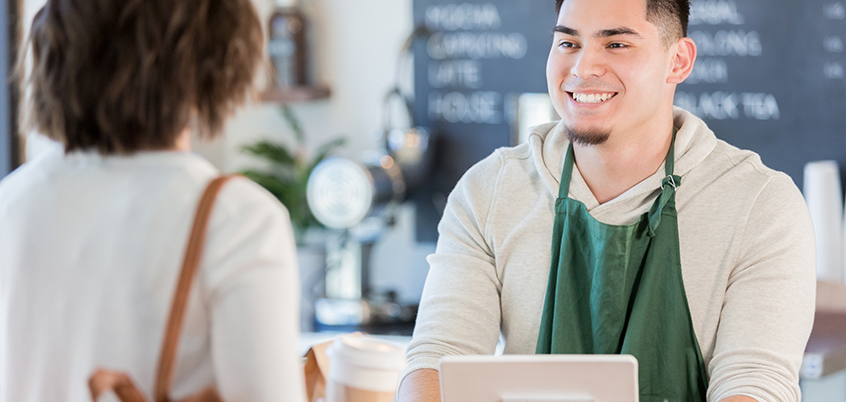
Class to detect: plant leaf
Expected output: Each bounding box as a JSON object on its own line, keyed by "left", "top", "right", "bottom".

{"left": 314, "top": 137, "right": 346, "bottom": 159}
{"left": 280, "top": 105, "right": 305, "bottom": 144}
{"left": 241, "top": 141, "right": 296, "bottom": 166}
{"left": 240, "top": 170, "right": 296, "bottom": 200}
{"left": 240, "top": 128, "right": 348, "bottom": 243}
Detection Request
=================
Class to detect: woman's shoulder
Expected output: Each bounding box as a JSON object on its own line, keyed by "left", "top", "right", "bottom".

{"left": 0, "top": 145, "right": 65, "bottom": 208}
{"left": 212, "top": 175, "right": 290, "bottom": 223}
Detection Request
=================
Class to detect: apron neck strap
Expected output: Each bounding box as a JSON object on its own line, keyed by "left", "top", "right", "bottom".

{"left": 664, "top": 127, "right": 677, "bottom": 177}
{"left": 559, "top": 144, "right": 577, "bottom": 199}
{"left": 558, "top": 128, "right": 679, "bottom": 201}
{"left": 648, "top": 128, "right": 681, "bottom": 236}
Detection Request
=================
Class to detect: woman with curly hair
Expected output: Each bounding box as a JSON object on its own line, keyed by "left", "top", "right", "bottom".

{"left": 0, "top": 1, "right": 306, "bottom": 401}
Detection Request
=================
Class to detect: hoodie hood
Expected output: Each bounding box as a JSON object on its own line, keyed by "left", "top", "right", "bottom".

{"left": 525, "top": 107, "right": 718, "bottom": 221}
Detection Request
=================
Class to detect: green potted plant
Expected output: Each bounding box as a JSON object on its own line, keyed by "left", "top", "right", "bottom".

{"left": 240, "top": 105, "right": 345, "bottom": 244}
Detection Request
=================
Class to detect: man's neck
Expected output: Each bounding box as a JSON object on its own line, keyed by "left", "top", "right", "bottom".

{"left": 572, "top": 116, "right": 675, "bottom": 205}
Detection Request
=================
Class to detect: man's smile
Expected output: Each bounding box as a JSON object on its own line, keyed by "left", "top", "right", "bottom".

{"left": 568, "top": 92, "right": 617, "bottom": 104}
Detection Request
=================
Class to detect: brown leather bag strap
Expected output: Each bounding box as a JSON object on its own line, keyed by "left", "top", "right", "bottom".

{"left": 154, "top": 175, "right": 239, "bottom": 402}
{"left": 89, "top": 369, "right": 148, "bottom": 402}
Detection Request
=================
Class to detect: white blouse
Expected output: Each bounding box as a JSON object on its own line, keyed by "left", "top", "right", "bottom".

{"left": 0, "top": 146, "right": 306, "bottom": 402}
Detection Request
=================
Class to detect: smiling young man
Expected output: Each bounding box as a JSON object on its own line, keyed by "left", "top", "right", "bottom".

{"left": 397, "top": 0, "right": 815, "bottom": 401}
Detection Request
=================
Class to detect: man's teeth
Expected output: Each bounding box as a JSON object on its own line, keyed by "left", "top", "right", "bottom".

{"left": 572, "top": 93, "right": 614, "bottom": 103}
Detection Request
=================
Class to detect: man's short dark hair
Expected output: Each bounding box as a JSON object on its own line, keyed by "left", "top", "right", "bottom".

{"left": 18, "top": 0, "right": 264, "bottom": 154}
{"left": 554, "top": 0, "right": 690, "bottom": 47}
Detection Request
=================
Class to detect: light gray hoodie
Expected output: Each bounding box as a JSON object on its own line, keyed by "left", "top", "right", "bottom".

{"left": 404, "top": 108, "right": 816, "bottom": 402}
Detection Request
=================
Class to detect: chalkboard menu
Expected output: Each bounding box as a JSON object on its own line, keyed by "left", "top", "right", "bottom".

{"left": 412, "top": 0, "right": 846, "bottom": 242}
{"left": 676, "top": 1, "right": 846, "bottom": 190}
{"left": 411, "top": 1, "right": 552, "bottom": 241}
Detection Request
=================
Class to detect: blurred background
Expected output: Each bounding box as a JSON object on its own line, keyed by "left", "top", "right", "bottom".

{"left": 4, "top": 0, "right": 846, "bottom": 399}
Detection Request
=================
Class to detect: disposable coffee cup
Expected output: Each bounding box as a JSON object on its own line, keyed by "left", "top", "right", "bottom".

{"left": 804, "top": 160, "right": 844, "bottom": 282}
{"left": 325, "top": 334, "right": 407, "bottom": 402}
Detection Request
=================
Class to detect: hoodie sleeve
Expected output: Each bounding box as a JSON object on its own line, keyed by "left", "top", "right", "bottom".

{"left": 400, "top": 150, "right": 506, "bottom": 383}
{"left": 706, "top": 173, "right": 816, "bottom": 402}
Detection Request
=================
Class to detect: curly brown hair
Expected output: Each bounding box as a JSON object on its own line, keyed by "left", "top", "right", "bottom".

{"left": 18, "top": 0, "right": 264, "bottom": 154}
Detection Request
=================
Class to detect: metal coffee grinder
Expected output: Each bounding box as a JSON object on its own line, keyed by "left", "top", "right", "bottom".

{"left": 306, "top": 101, "right": 432, "bottom": 334}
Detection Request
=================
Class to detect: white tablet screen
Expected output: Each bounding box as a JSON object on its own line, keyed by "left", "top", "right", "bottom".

{"left": 439, "top": 354, "right": 638, "bottom": 402}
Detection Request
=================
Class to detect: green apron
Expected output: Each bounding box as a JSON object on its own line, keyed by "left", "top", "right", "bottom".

{"left": 535, "top": 134, "right": 709, "bottom": 402}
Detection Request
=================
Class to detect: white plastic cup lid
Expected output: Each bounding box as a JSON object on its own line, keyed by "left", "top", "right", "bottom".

{"left": 275, "top": 0, "right": 297, "bottom": 7}
{"left": 326, "top": 334, "right": 407, "bottom": 392}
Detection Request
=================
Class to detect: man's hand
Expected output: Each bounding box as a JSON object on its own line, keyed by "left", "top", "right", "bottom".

{"left": 719, "top": 396, "right": 758, "bottom": 402}
{"left": 396, "top": 369, "right": 441, "bottom": 402}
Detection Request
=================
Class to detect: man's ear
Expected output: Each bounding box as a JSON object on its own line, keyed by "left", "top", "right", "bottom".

{"left": 667, "top": 37, "right": 696, "bottom": 84}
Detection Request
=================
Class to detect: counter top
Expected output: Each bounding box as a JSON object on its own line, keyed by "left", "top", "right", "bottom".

{"left": 803, "top": 311, "right": 846, "bottom": 379}
{"left": 802, "top": 281, "right": 846, "bottom": 379}
{"left": 299, "top": 282, "right": 846, "bottom": 379}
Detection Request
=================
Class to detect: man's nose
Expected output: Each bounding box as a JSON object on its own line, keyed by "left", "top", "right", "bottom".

{"left": 570, "top": 47, "right": 606, "bottom": 79}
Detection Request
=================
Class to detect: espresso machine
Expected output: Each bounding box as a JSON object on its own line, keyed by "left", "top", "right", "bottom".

{"left": 306, "top": 89, "right": 432, "bottom": 335}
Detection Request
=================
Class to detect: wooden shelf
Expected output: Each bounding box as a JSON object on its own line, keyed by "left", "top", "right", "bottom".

{"left": 260, "top": 86, "right": 331, "bottom": 103}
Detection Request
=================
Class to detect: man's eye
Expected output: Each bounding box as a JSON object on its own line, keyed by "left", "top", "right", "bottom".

{"left": 559, "top": 41, "right": 578, "bottom": 48}
{"left": 608, "top": 43, "right": 628, "bottom": 49}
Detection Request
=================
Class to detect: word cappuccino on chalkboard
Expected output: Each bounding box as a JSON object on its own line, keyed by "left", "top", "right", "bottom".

{"left": 424, "top": 3, "right": 529, "bottom": 125}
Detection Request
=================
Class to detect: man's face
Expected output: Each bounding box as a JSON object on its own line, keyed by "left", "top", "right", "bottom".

{"left": 547, "top": 0, "right": 677, "bottom": 144}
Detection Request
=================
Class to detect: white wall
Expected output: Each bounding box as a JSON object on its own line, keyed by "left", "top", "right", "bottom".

{"left": 214, "top": 0, "right": 417, "bottom": 169}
